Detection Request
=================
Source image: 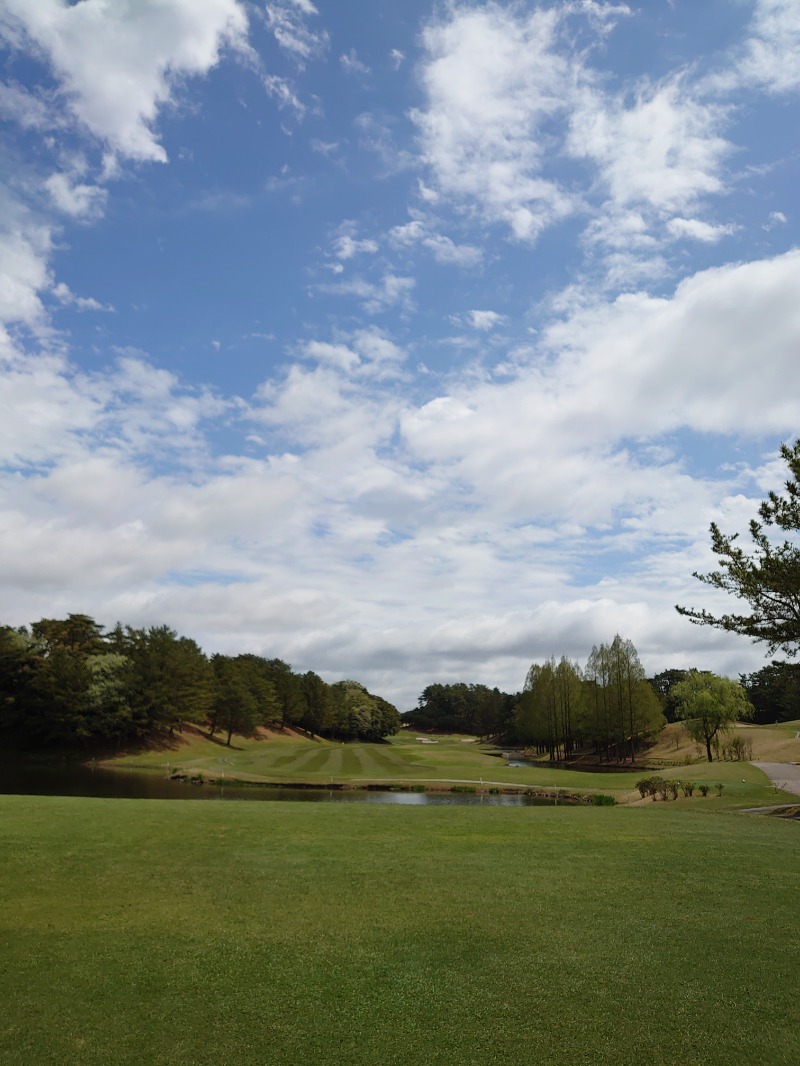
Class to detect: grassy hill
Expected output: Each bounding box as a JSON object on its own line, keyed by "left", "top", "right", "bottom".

{"left": 643, "top": 718, "right": 800, "bottom": 765}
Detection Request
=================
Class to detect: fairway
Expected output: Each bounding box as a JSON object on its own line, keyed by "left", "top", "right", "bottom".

{"left": 110, "top": 727, "right": 800, "bottom": 809}
{"left": 1, "top": 795, "right": 798, "bottom": 1066}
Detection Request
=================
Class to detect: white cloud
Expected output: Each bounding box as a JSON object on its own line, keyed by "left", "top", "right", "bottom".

{"left": 389, "top": 218, "right": 481, "bottom": 266}
{"left": 467, "top": 310, "right": 507, "bottom": 331}
{"left": 401, "top": 251, "right": 800, "bottom": 534}
{"left": 3, "top": 249, "right": 796, "bottom": 707}
{"left": 44, "top": 170, "right": 107, "bottom": 221}
{"left": 763, "top": 210, "right": 788, "bottom": 230}
{"left": 389, "top": 49, "right": 405, "bottom": 70}
{"left": 320, "top": 272, "right": 415, "bottom": 314}
{"left": 568, "top": 78, "right": 730, "bottom": 218}
{"left": 0, "top": 81, "right": 52, "bottom": 129}
{"left": 666, "top": 217, "right": 735, "bottom": 243}
{"left": 334, "top": 234, "right": 379, "bottom": 261}
{"left": 1, "top": 0, "right": 249, "bottom": 162}
{"left": 739, "top": 0, "right": 800, "bottom": 93}
{"left": 340, "top": 49, "right": 369, "bottom": 75}
{"left": 52, "top": 282, "right": 113, "bottom": 313}
{"left": 263, "top": 74, "right": 306, "bottom": 118}
{"left": 413, "top": 5, "right": 577, "bottom": 241}
{"left": 264, "top": 0, "right": 327, "bottom": 65}
{"left": 0, "top": 189, "right": 53, "bottom": 327}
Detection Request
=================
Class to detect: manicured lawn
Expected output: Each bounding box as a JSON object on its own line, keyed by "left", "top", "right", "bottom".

{"left": 1, "top": 795, "right": 798, "bottom": 1065}
{"left": 109, "top": 729, "right": 796, "bottom": 808}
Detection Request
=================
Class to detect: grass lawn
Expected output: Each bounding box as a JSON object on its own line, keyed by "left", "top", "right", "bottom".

{"left": 1, "top": 795, "right": 798, "bottom": 1065}
{"left": 107, "top": 727, "right": 798, "bottom": 809}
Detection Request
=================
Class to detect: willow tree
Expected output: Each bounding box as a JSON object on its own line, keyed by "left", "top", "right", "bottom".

{"left": 677, "top": 440, "right": 800, "bottom": 657}
{"left": 671, "top": 670, "right": 753, "bottom": 762}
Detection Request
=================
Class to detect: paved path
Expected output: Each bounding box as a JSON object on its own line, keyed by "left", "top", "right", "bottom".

{"left": 753, "top": 761, "right": 800, "bottom": 797}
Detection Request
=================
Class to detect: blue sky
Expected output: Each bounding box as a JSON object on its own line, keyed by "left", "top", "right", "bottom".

{"left": 1, "top": 0, "right": 799, "bottom": 710}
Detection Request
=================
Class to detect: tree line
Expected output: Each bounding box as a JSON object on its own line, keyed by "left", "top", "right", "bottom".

{"left": 0, "top": 614, "right": 401, "bottom": 750}
{"left": 515, "top": 635, "right": 665, "bottom": 763}
{"left": 403, "top": 683, "right": 519, "bottom": 738}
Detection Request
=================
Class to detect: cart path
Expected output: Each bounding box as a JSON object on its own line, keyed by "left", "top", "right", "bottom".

{"left": 753, "top": 761, "right": 800, "bottom": 797}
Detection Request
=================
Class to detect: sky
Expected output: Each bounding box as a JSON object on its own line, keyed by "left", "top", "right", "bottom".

{"left": 1, "top": 0, "right": 799, "bottom": 712}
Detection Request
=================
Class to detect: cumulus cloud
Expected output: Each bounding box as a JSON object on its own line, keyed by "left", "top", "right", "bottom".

{"left": 0, "top": 189, "right": 53, "bottom": 327}
{"left": 739, "top": 0, "right": 800, "bottom": 93}
{"left": 389, "top": 218, "right": 481, "bottom": 266}
{"left": 413, "top": 5, "right": 576, "bottom": 241}
{"left": 44, "top": 170, "right": 107, "bottom": 221}
{"left": 1, "top": 0, "right": 249, "bottom": 162}
{"left": 569, "top": 79, "right": 730, "bottom": 216}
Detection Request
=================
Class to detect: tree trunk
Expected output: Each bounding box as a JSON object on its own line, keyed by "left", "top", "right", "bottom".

{"left": 705, "top": 735, "right": 713, "bottom": 762}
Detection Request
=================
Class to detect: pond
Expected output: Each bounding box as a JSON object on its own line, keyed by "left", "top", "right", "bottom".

{"left": 498, "top": 752, "right": 642, "bottom": 772}
{"left": 0, "top": 762, "right": 573, "bottom": 807}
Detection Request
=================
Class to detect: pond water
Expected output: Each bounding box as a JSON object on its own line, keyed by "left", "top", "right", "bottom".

{"left": 0, "top": 762, "right": 569, "bottom": 807}
{"left": 499, "top": 753, "right": 639, "bottom": 772}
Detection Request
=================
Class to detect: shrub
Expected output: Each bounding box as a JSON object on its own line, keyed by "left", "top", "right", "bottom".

{"left": 729, "top": 735, "right": 753, "bottom": 762}
{"left": 699, "top": 784, "right": 709, "bottom": 797}
{"left": 715, "top": 782, "right": 725, "bottom": 797}
{"left": 680, "top": 781, "right": 695, "bottom": 797}
{"left": 667, "top": 781, "right": 679, "bottom": 800}
{"left": 590, "top": 794, "right": 616, "bottom": 806}
{"left": 636, "top": 775, "right": 666, "bottom": 800}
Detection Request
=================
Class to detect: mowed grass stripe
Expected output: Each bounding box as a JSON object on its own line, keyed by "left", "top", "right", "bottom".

{"left": 357, "top": 745, "right": 415, "bottom": 776}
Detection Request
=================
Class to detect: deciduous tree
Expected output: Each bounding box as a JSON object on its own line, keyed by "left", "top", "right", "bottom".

{"left": 671, "top": 670, "right": 752, "bottom": 762}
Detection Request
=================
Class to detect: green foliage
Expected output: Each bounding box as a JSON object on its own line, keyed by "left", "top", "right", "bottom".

{"left": 404, "top": 682, "right": 516, "bottom": 737}
{"left": 672, "top": 670, "right": 753, "bottom": 762}
{"left": 581, "top": 636, "right": 665, "bottom": 762}
{"left": 677, "top": 439, "right": 800, "bottom": 657}
{"left": 589, "top": 793, "right": 616, "bottom": 806}
{"left": 739, "top": 661, "right": 800, "bottom": 723}
{"left": 648, "top": 668, "right": 690, "bottom": 722}
{"left": 328, "top": 681, "right": 401, "bottom": 741}
{"left": 0, "top": 615, "right": 398, "bottom": 750}
{"left": 636, "top": 775, "right": 667, "bottom": 799}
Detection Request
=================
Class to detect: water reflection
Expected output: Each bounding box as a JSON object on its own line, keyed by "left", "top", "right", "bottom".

{"left": 0, "top": 763, "right": 565, "bottom": 806}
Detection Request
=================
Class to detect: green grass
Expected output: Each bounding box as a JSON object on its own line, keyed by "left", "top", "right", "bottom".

{"left": 110, "top": 729, "right": 795, "bottom": 808}
{"left": 0, "top": 794, "right": 798, "bottom": 1065}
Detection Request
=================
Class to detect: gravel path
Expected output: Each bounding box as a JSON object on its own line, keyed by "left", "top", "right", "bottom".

{"left": 753, "top": 761, "right": 800, "bottom": 797}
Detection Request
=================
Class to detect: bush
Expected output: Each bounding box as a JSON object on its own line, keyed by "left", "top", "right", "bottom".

{"left": 636, "top": 775, "right": 666, "bottom": 800}
{"left": 699, "top": 784, "right": 709, "bottom": 797}
{"left": 680, "top": 780, "right": 695, "bottom": 797}
{"left": 590, "top": 794, "right": 616, "bottom": 806}
{"left": 715, "top": 782, "right": 725, "bottom": 797}
{"left": 667, "top": 781, "right": 679, "bottom": 800}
